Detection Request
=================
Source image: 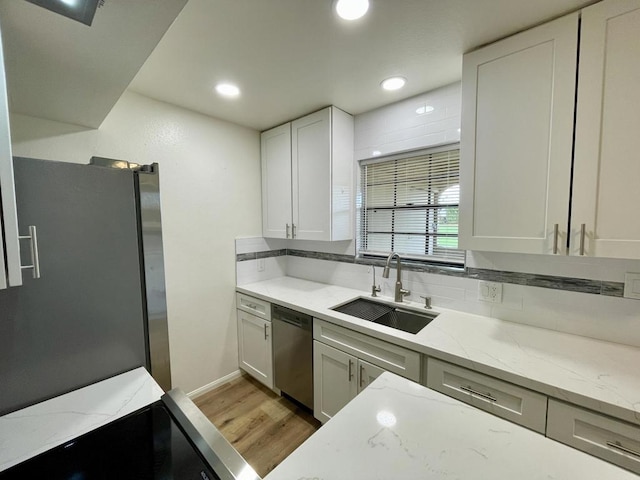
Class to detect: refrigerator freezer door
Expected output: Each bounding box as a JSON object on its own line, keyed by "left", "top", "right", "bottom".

{"left": 0, "top": 157, "right": 148, "bottom": 415}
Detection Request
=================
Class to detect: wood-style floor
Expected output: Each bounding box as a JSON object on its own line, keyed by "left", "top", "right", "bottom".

{"left": 194, "top": 374, "right": 321, "bottom": 478}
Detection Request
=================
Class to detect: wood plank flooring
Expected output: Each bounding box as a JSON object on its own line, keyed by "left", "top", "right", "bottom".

{"left": 194, "top": 374, "right": 321, "bottom": 478}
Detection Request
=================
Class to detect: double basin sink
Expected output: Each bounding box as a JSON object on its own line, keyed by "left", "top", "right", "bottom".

{"left": 331, "top": 297, "right": 438, "bottom": 334}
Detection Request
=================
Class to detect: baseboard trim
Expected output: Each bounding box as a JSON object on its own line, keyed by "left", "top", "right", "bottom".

{"left": 187, "top": 369, "right": 243, "bottom": 399}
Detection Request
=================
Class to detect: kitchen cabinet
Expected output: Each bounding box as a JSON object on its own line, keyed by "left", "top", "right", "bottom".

{"left": 460, "top": 0, "right": 640, "bottom": 260}
{"left": 313, "top": 341, "right": 358, "bottom": 424}
{"left": 313, "top": 341, "right": 386, "bottom": 424}
{"left": 313, "top": 318, "right": 420, "bottom": 423}
{"left": 0, "top": 24, "right": 22, "bottom": 289}
{"left": 261, "top": 124, "right": 291, "bottom": 239}
{"left": 236, "top": 294, "right": 273, "bottom": 389}
{"left": 459, "top": 12, "right": 578, "bottom": 255}
{"left": 571, "top": 0, "right": 640, "bottom": 258}
{"left": 426, "top": 358, "right": 548, "bottom": 434}
{"left": 261, "top": 106, "right": 354, "bottom": 241}
{"left": 547, "top": 399, "right": 640, "bottom": 474}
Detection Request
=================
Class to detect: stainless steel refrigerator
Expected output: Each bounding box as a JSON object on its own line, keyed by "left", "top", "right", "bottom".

{"left": 0, "top": 156, "right": 171, "bottom": 415}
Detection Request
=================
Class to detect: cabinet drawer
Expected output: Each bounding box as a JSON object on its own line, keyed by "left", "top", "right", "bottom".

{"left": 547, "top": 399, "right": 640, "bottom": 474}
{"left": 236, "top": 293, "right": 271, "bottom": 321}
{"left": 426, "top": 358, "right": 547, "bottom": 433}
{"left": 313, "top": 319, "right": 420, "bottom": 382}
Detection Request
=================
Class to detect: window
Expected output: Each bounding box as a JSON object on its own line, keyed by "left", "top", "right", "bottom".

{"left": 359, "top": 146, "right": 464, "bottom": 265}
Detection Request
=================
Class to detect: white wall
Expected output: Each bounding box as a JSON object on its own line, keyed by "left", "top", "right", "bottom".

{"left": 11, "top": 90, "right": 262, "bottom": 394}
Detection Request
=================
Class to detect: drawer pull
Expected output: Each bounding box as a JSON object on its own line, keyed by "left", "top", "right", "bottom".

{"left": 348, "top": 359, "right": 353, "bottom": 381}
{"left": 360, "top": 364, "right": 365, "bottom": 388}
{"left": 460, "top": 385, "right": 497, "bottom": 402}
{"left": 606, "top": 441, "right": 640, "bottom": 459}
{"left": 246, "top": 303, "right": 258, "bottom": 310}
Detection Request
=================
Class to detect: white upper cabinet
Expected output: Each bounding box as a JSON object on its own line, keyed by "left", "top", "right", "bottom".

{"left": 0, "top": 24, "right": 22, "bottom": 289}
{"left": 261, "top": 124, "right": 292, "bottom": 239}
{"left": 459, "top": 13, "right": 579, "bottom": 255}
{"left": 571, "top": 0, "right": 640, "bottom": 259}
{"left": 261, "top": 106, "right": 354, "bottom": 241}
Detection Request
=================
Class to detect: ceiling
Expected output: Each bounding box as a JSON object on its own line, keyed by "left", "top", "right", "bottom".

{"left": 1, "top": 0, "right": 597, "bottom": 131}
{"left": 0, "top": 0, "right": 188, "bottom": 128}
{"left": 129, "top": 0, "right": 596, "bottom": 131}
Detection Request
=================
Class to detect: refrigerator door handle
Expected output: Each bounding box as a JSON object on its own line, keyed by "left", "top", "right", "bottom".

{"left": 19, "top": 225, "right": 41, "bottom": 279}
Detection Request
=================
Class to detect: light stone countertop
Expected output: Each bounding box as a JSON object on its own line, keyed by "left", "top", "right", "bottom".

{"left": 264, "top": 372, "right": 638, "bottom": 480}
{"left": 0, "top": 367, "right": 163, "bottom": 472}
{"left": 237, "top": 276, "right": 640, "bottom": 426}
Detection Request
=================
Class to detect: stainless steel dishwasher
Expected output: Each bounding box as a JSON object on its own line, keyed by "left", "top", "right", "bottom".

{"left": 272, "top": 304, "right": 313, "bottom": 410}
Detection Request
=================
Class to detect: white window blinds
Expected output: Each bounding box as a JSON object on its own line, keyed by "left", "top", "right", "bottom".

{"left": 359, "top": 147, "right": 464, "bottom": 264}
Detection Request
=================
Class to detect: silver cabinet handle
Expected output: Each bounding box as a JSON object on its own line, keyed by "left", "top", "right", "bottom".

{"left": 606, "top": 441, "right": 640, "bottom": 459}
{"left": 246, "top": 303, "right": 258, "bottom": 310}
{"left": 553, "top": 223, "right": 559, "bottom": 254}
{"left": 18, "top": 225, "right": 41, "bottom": 279}
{"left": 348, "top": 359, "right": 353, "bottom": 381}
{"left": 579, "top": 223, "right": 586, "bottom": 256}
{"left": 359, "top": 364, "right": 365, "bottom": 388}
{"left": 292, "top": 223, "right": 296, "bottom": 238}
{"left": 460, "top": 385, "right": 497, "bottom": 402}
{"left": 286, "top": 223, "right": 290, "bottom": 238}
{"left": 264, "top": 323, "right": 268, "bottom": 340}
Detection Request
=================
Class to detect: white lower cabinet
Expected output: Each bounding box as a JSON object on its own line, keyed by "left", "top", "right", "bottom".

{"left": 313, "top": 341, "right": 388, "bottom": 424}
{"left": 313, "top": 319, "right": 421, "bottom": 424}
{"left": 313, "top": 341, "right": 358, "bottom": 423}
{"left": 237, "top": 309, "right": 273, "bottom": 389}
{"left": 426, "top": 358, "right": 548, "bottom": 433}
{"left": 547, "top": 399, "right": 640, "bottom": 475}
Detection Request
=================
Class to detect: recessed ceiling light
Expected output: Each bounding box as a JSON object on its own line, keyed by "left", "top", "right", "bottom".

{"left": 381, "top": 77, "right": 406, "bottom": 91}
{"left": 416, "top": 105, "right": 435, "bottom": 115}
{"left": 335, "top": 0, "right": 369, "bottom": 20}
{"left": 215, "top": 83, "right": 240, "bottom": 98}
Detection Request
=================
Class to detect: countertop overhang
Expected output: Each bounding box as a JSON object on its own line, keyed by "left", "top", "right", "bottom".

{"left": 264, "top": 372, "right": 638, "bottom": 480}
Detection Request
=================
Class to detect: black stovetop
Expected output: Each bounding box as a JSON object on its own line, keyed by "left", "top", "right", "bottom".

{"left": 0, "top": 401, "right": 218, "bottom": 480}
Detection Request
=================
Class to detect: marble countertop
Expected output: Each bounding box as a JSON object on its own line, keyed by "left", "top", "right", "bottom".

{"left": 0, "top": 367, "right": 163, "bottom": 472}
{"left": 264, "top": 372, "right": 637, "bottom": 480}
{"left": 237, "top": 276, "right": 640, "bottom": 426}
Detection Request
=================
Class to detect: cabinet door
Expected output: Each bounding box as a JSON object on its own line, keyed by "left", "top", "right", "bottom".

{"left": 237, "top": 310, "right": 273, "bottom": 389}
{"left": 0, "top": 25, "right": 21, "bottom": 289}
{"left": 261, "top": 123, "right": 292, "bottom": 239}
{"left": 292, "top": 108, "right": 331, "bottom": 241}
{"left": 459, "top": 13, "right": 578, "bottom": 254}
{"left": 571, "top": 0, "right": 640, "bottom": 259}
{"left": 313, "top": 340, "right": 357, "bottom": 423}
{"left": 357, "top": 359, "right": 386, "bottom": 393}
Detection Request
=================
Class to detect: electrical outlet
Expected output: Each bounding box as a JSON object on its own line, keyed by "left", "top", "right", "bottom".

{"left": 257, "top": 259, "right": 265, "bottom": 272}
{"left": 478, "top": 281, "right": 502, "bottom": 303}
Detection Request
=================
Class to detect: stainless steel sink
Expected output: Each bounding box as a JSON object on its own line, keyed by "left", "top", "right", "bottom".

{"left": 331, "top": 297, "right": 438, "bottom": 334}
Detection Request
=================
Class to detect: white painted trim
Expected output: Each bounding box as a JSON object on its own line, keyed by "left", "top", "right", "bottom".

{"left": 187, "top": 369, "right": 243, "bottom": 399}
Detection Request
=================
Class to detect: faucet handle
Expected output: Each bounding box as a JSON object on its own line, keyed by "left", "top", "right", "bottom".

{"left": 371, "top": 285, "right": 381, "bottom": 297}
{"left": 420, "top": 295, "right": 432, "bottom": 309}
